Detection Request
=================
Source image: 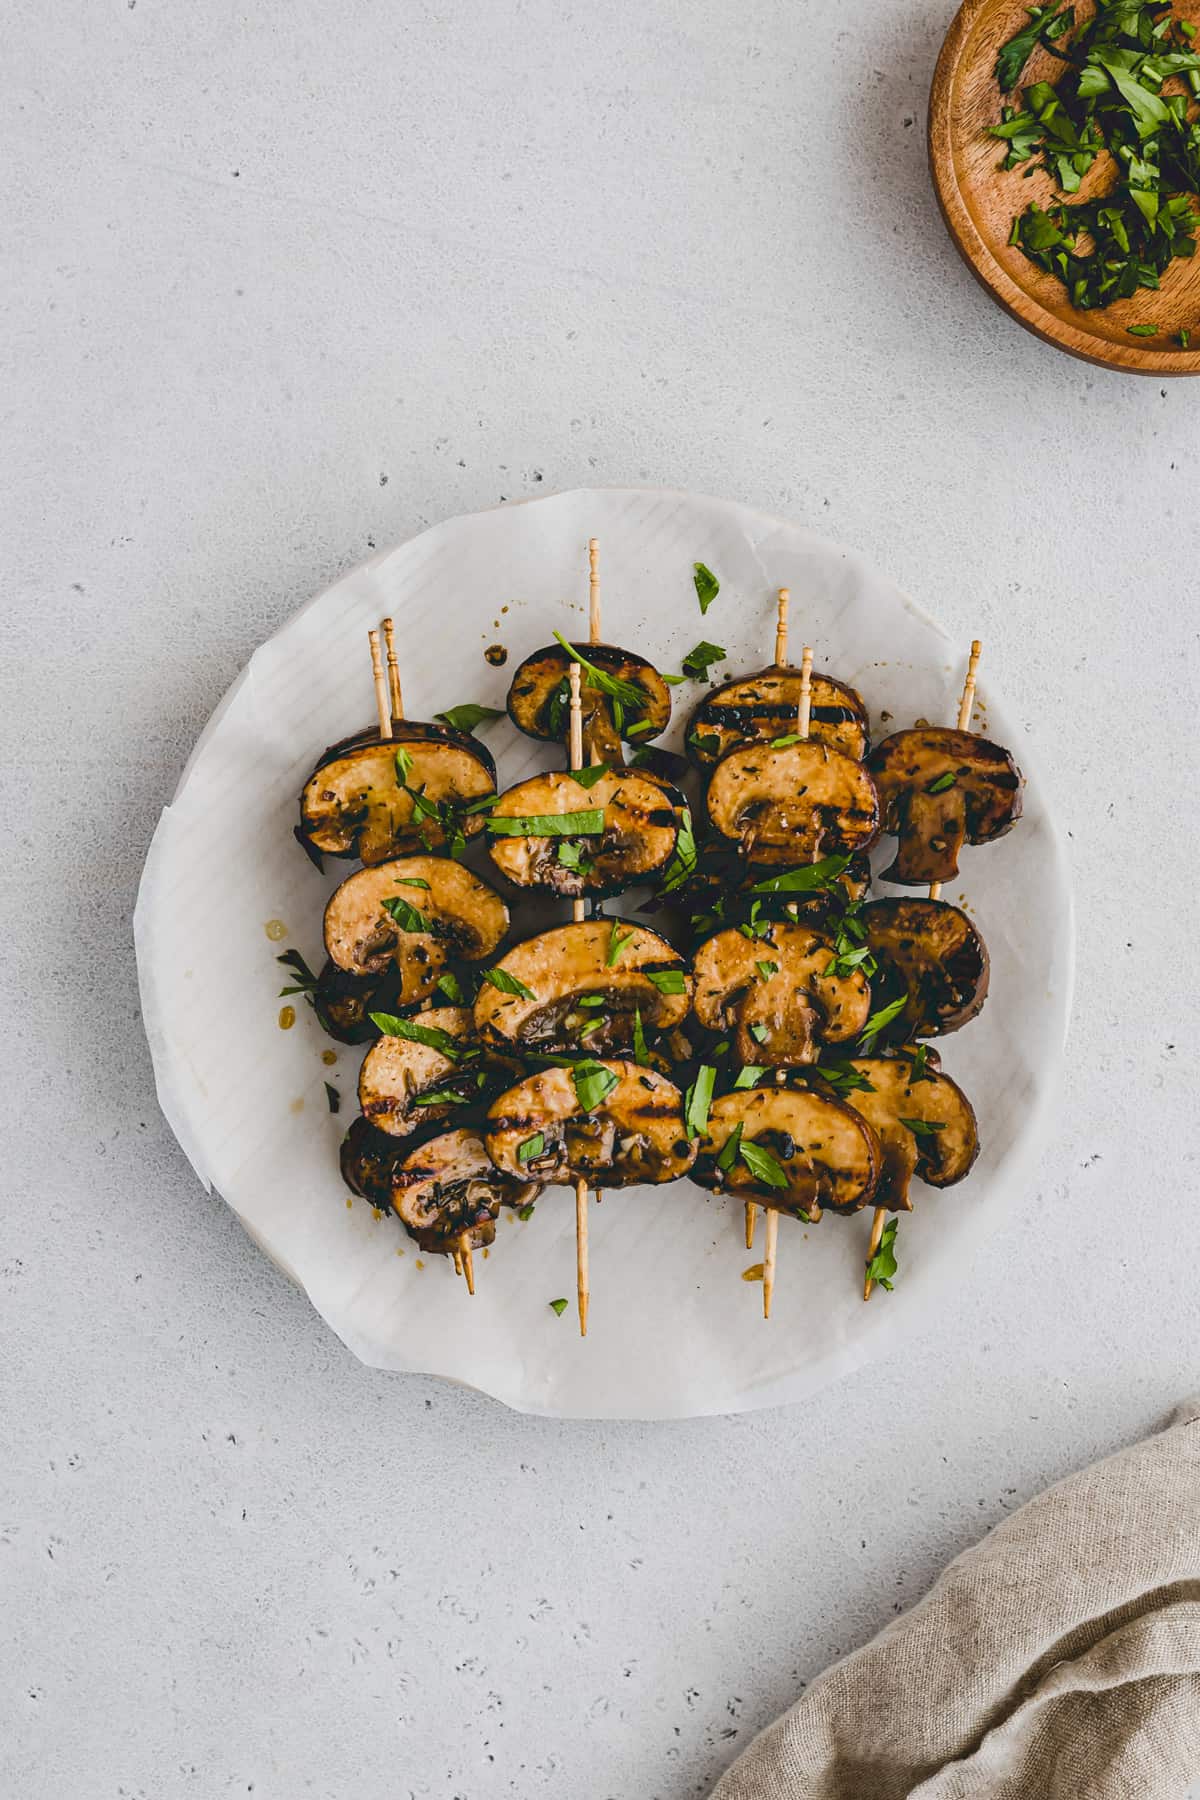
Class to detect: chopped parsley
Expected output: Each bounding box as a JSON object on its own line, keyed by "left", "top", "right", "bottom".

{"left": 739, "top": 1139, "right": 788, "bottom": 1188}
{"left": 858, "top": 995, "right": 908, "bottom": 1053}
{"left": 750, "top": 854, "right": 851, "bottom": 894}
{"left": 277, "top": 948, "right": 319, "bottom": 997}
{"left": 680, "top": 640, "right": 727, "bottom": 682}
{"left": 754, "top": 960, "right": 779, "bottom": 982}
{"left": 552, "top": 633, "right": 646, "bottom": 709}
{"left": 926, "top": 770, "right": 957, "bottom": 794}
{"left": 369, "top": 1014, "right": 463, "bottom": 1058}
{"left": 632, "top": 1006, "right": 650, "bottom": 1066}
{"left": 732, "top": 1066, "right": 766, "bottom": 1089}
{"left": 607, "top": 920, "right": 636, "bottom": 966}
{"left": 899, "top": 1117, "right": 946, "bottom": 1138}
{"left": 865, "top": 1218, "right": 899, "bottom": 1291}
{"left": 488, "top": 808, "right": 605, "bottom": 837}
{"left": 684, "top": 1064, "right": 717, "bottom": 1138}
{"left": 817, "top": 1061, "right": 876, "bottom": 1095}
{"left": 324, "top": 1081, "right": 340, "bottom": 1114}
{"left": 570, "top": 762, "right": 612, "bottom": 789}
{"left": 517, "top": 1132, "right": 545, "bottom": 1163}
{"left": 435, "top": 703, "right": 504, "bottom": 733}
{"left": 647, "top": 968, "right": 686, "bottom": 994}
{"left": 693, "top": 562, "right": 720, "bottom": 614}
{"left": 382, "top": 895, "right": 430, "bottom": 933}
{"left": 394, "top": 745, "right": 414, "bottom": 783}
{"left": 657, "top": 806, "right": 698, "bottom": 895}
{"left": 549, "top": 1297, "right": 569, "bottom": 1316}
{"left": 716, "top": 1121, "right": 744, "bottom": 1173}
{"left": 481, "top": 966, "right": 536, "bottom": 1000}
{"left": 572, "top": 1060, "right": 620, "bottom": 1112}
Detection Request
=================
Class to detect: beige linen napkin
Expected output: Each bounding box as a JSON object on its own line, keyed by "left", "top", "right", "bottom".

{"left": 713, "top": 1401, "right": 1200, "bottom": 1800}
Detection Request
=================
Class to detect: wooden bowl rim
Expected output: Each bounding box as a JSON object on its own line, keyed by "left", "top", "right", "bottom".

{"left": 929, "top": 0, "right": 1200, "bottom": 375}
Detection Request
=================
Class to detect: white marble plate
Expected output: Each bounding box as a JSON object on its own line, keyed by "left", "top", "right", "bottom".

{"left": 135, "top": 488, "right": 1073, "bottom": 1418}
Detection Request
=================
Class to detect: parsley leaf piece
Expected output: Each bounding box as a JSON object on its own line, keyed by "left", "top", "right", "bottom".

{"left": 487, "top": 808, "right": 605, "bottom": 837}
{"left": 748, "top": 1022, "right": 769, "bottom": 1044}
{"left": 395, "top": 876, "right": 431, "bottom": 889}
{"left": 435, "top": 969, "right": 466, "bottom": 1005}
{"left": 684, "top": 1065, "right": 717, "bottom": 1139}
{"left": 1126, "top": 323, "right": 1159, "bottom": 336}
{"left": 607, "top": 920, "right": 637, "bottom": 966}
{"left": 858, "top": 995, "right": 908, "bottom": 1052}
{"left": 382, "top": 895, "right": 430, "bottom": 934}
{"left": 927, "top": 770, "right": 957, "bottom": 794}
{"left": 556, "top": 841, "right": 593, "bottom": 871}
{"left": 552, "top": 633, "right": 646, "bottom": 708}
{"left": 689, "top": 731, "right": 723, "bottom": 757}
{"left": 632, "top": 1006, "right": 651, "bottom": 1066}
{"left": 750, "top": 854, "right": 851, "bottom": 894}
{"left": 517, "top": 1202, "right": 537, "bottom": 1220}
{"left": 369, "top": 1014, "right": 463, "bottom": 1057}
{"left": 657, "top": 806, "right": 698, "bottom": 894}
{"left": 517, "top": 1132, "right": 545, "bottom": 1164}
{"left": 716, "top": 1121, "right": 744, "bottom": 1173}
{"left": 549, "top": 1297, "right": 569, "bottom": 1316}
{"left": 435, "top": 703, "right": 504, "bottom": 733}
{"left": 739, "top": 1139, "right": 789, "bottom": 1188}
{"left": 647, "top": 968, "right": 686, "bottom": 994}
{"left": 578, "top": 1017, "right": 605, "bottom": 1040}
{"left": 770, "top": 732, "right": 803, "bottom": 747}
{"left": 898, "top": 1116, "right": 946, "bottom": 1138}
{"left": 324, "top": 1082, "right": 341, "bottom": 1114}
{"left": 818, "top": 1061, "right": 876, "bottom": 1095}
{"left": 693, "top": 562, "right": 720, "bottom": 614}
{"left": 412, "top": 1089, "right": 469, "bottom": 1107}
{"left": 909, "top": 1044, "right": 932, "bottom": 1084}
{"left": 394, "top": 745, "right": 414, "bottom": 783}
{"left": 680, "top": 639, "right": 727, "bottom": 681}
{"left": 276, "top": 949, "right": 319, "bottom": 991}
{"left": 572, "top": 1060, "right": 620, "bottom": 1113}
{"left": 755, "top": 960, "right": 779, "bottom": 982}
{"left": 482, "top": 965, "right": 536, "bottom": 1000}
{"left": 732, "top": 1065, "right": 766, "bottom": 1089}
{"left": 570, "top": 762, "right": 612, "bottom": 789}
{"left": 995, "top": 3, "right": 1072, "bottom": 91}
{"left": 865, "top": 1217, "right": 899, "bottom": 1291}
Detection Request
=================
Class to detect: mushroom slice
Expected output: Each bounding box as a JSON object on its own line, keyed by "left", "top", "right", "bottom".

{"left": 389, "top": 1127, "right": 541, "bottom": 1256}
{"left": 340, "top": 1116, "right": 411, "bottom": 1205}
{"left": 694, "top": 1087, "right": 881, "bottom": 1218}
{"left": 682, "top": 845, "right": 871, "bottom": 934}
{"left": 323, "top": 858, "right": 509, "bottom": 1003}
{"left": 486, "top": 767, "right": 680, "bottom": 898}
{"left": 868, "top": 728, "right": 1023, "bottom": 885}
{"left": 299, "top": 721, "right": 496, "bottom": 865}
{"left": 687, "top": 666, "right": 868, "bottom": 766}
{"left": 832, "top": 1055, "right": 979, "bottom": 1212}
{"left": 485, "top": 1061, "right": 696, "bottom": 1188}
{"left": 692, "top": 923, "right": 871, "bottom": 1065}
{"left": 506, "top": 643, "right": 672, "bottom": 761}
{"left": 310, "top": 958, "right": 389, "bottom": 1044}
{"left": 358, "top": 1007, "right": 518, "bottom": 1138}
{"left": 706, "top": 740, "right": 880, "bottom": 866}
{"left": 861, "top": 898, "right": 990, "bottom": 1037}
{"left": 473, "top": 920, "right": 691, "bottom": 1056}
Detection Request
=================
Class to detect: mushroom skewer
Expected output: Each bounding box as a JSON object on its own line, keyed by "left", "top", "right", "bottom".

{"left": 863, "top": 640, "right": 982, "bottom": 1301}
{"left": 760, "top": 642, "right": 815, "bottom": 1319}
{"left": 567, "top": 656, "right": 591, "bottom": 1337}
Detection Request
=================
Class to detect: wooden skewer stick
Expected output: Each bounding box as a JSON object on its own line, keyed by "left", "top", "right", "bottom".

{"left": 567, "top": 658, "right": 591, "bottom": 1337}
{"left": 763, "top": 641, "right": 815, "bottom": 1321}
{"left": 747, "top": 588, "right": 796, "bottom": 1252}
{"left": 382, "top": 617, "right": 404, "bottom": 720}
{"left": 588, "top": 537, "right": 601, "bottom": 646}
{"left": 864, "top": 639, "right": 983, "bottom": 1300}
{"left": 368, "top": 630, "right": 393, "bottom": 740}
{"left": 461, "top": 1244, "right": 476, "bottom": 1295}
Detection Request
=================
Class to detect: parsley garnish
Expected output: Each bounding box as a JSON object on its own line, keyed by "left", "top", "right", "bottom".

{"left": 865, "top": 1218, "right": 899, "bottom": 1291}
{"left": 488, "top": 808, "right": 605, "bottom": 837}
{"left": 549, "top": 1297, "right": 569, "bottom": 1316}
{"left": 739, "top": 1140, "right": 788, "bottom": 1188}
{"left": 689, "top": 731, "right": 723, "bottom": 757}
{"left": 770, "top": 732, "right": 802, "bottom": 747}
{"left": 926, "top": 770, "right": 957, "bottom": 794}
{"left": 517, "top": 1202, "right": 537, "bottom": 1220}
{"left": 732, "top": 1066, "right": 766, "bottom": 1089}
{"left": 899, "top": 1117, "right": 946, "bottom": 1138}
{"left": 435, "top": 969, "right": 468, "bottom": 1005}
{"left": 693, "top": 562, "right": 720, "bottom": 614}
{"left": 382, "top": 895, "right": 430, "bottom": 933}
{"left": 324, "top": 1081, "right": 340, "bottom": 1114}
{"left": 412, "top": 1089, "right": 469, "bottom": 1107}
{"left": 748, "top": 1022, "right": 769, "bottom": 1044}
{"left": 607, "top": 920, "right": 636, "bottom": 966}
{"left": 716, "top": 1121, "right": 744, "bottom": 1173}
{"left": 369, "top": 1014, "right": 463, "bottom": 1057}
{"left": 858, "top": 995, "right": 908, "bottom": 1053}
{"left": 647, "top": 968, "right": 686, "bottom": 994}
{"left": 481, "top": 965, "right": 536, "bottom": 1000}
{"left": 680, "top": 640, "right": 727, "bottom": 681}
{"left": 556, "top": 841, "right": 593, "bottom": 872}
{"left": 819, "top": 1061, "right": 876, "bottom": 1094}
{"left": 276, "top": 949, "right": 319, "bottom": 997}
{"left": 909, "top": 1044, "right": 933, "bottom": 1084}
{"left": 657, "top": 806, "right": 698, "bottom": 894}
{"left": 435, "top": 703, "right": 503, "bottom": 733}
{"left": 518, "top": 1132, "right": 545, "bottom": 1163}
{"left": 552, "top": 633, "right": 646, "bottom": 708}
{"left": 684, "top": 1065, "right": 716, "bottom": 1138}
{"left": 754, "top": 960, "right": 779, "bottom": 982}
{"left": 572, "top": 1060, "right": 620, "bottom": 1113}
{"left": 994, "top": 3, "right": 1073, "bottom": 91}
{"left": 570, "top": 762, "right": 612, "bottom": 790}
{"left": 394, "top": 745, "right": 414, "bottom": 783}
{"left": 750, "top": 854, "right": 851, "bottom": 894}
{"left": 632, "top": 1006, "right": 650, "bottom": 1066}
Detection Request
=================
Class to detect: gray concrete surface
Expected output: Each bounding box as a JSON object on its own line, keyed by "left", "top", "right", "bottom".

{"left": 4, "top": 1, "right": 1198, "bottom": 1796}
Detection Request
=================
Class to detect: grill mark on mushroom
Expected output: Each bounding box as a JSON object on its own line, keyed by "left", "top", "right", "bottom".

{"left": 827, "top": 1055, "right": 979, "bottom": 1212}
{"left": 486, "top": 767, "right": 682, "bottom": 898}
{"left": 505, "top": 642, "right": 671, "bottom": 756}
{"left": 706, "top": 739, "right": 881, "bottom": 866}
{"left": 299, "top": 722, "right": 496, "bottom": 864}
{"left": 485, "top": 1062, "right": 696, "bottom": 1188}
{"left": 861, "top": 898, "right": 990, "bottom": 1037}
{"left": 869, "top": 728, "right": 1023, "bottom": 886}
{"left": 389, "top": 1126, "right": 541, "bottom": 1255}
{"left": 693, "top": 923, "right": 871, "bottom": 1065}
{"left": 687, "top": 667, "right": 868, "bottom": 766}
{"left": 693, "top": 1087, "right": 882, "bottom": 1217}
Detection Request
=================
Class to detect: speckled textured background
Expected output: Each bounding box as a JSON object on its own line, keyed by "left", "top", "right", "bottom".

{"left": 4, "top": 2, "right": 1198, "bottom": 1796}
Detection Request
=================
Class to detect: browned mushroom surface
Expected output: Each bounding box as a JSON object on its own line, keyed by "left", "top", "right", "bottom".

{"left": 706, "top": 739, "right": 880, "bottom": 866}
{"left": 486, "top": 767, "right": 680, "bottom": 898}
{"left": 692, "top": 923, "right": 871, "bottom": 1066}
{"left": 506, "top": 642, "right": 671, "bottom": 761}
{"left": 311, "top": 958, "right": 392, "bottom": 1044}
{"left": 323, "top": 858, "right": 509, "bottom": 998}
{"left": 389, "top": 1127, "right": 541, "bottom": 1256}
{"left": 485, "top": 1061, "right": 696, "bottom": 1188}
{"left": 687, "top": 666, "right": 868, "bottom": 766}
{"left": 693, "top": 1086, "right": 881, "bottom": 1218}
{"left": 869, "top": 728, "right": 1023, "bottom": 885}
{"left": 472, "top": 919, "right": 691, "bottom": 1056}
{"left": 828, "top": 1054, "right": 979, "bottom": 1212}
{"left": 340, "top": 1115, "right": 411, "bottom": 1205}
{"left": 299, "top": 721, "right": 496, "bottom": 865}
{"left": 358, "top": 1008, "right": 521, "bottom": 1138}
{"left": 860, "top": 898, "right": 990, "bottom": 1038}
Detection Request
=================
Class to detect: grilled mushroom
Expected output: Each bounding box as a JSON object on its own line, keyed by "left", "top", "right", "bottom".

{"left": 486, "top": 1061, "right": 697, "bottom": 1188}
{"left": 323, "top": 858, "right": 509, "bottom": 1007}
{"left": 829, "top": 1054, "right": 978, "bottom": 1211}
{"left": 687, "top": 666, "right": 868, "bottom": 766}
{"left": 860, "top": 898, "right": 989, "bottom": 1038}
{"left": 869, "top": 728, "right": 1023, "bottom": 886}
{"left": 706, "top": 740, "right": 880, "bottom": 866}
{"left": 486, "top": 767, "right": 681, "bottom": 898}
{"left": 310, "top": 958, "right": 390, "bottom": 1044}
{"left": 680, "top": 845, "right": 872, "bottom": 934}
{"left": 358, "top": 1008, "right": 520, "bottom": 1137}
{"left": 506, "top": 643, "right": 672, "bottom": 762}
{"left": 694, "top": 1086, "right": 882, "bottom": 1218}
{"left": 473, "top": 919, "right": 691, "bottom": 1056}
{"left": 340, "top": 1115, "right": 410, "bottom": 1204}
{"left": 692, "top": 923, "right": 871, "bottom": 1065}
{"left": 299, "top": 721, "right": 496, "bottom": 865}
{"left": 389, "top": 1126, "right": 541, "bottom": 1256}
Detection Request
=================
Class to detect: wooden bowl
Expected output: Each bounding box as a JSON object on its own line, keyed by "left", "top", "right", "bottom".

{"left": 930, "top": 0, "right": 1200, "bottom": 374}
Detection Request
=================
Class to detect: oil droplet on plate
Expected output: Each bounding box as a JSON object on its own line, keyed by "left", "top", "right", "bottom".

{"left": 321, "top": 1048, "right": 337, "bottom": 1065}
{"left": 742, "top": 1263, "right": 764, "bottom": 1282}
{"left": 372, "top": 1207, "right": 383, "bottom": 1220}
{"left": 278, "top": 1005, "right": 296, "bottom": 1030}
{"left": 414, "top": 1259, "right": 425, "bottom": 1270}
{"left": 484, "top": 643, "right": 508, "bottom": 667}
{"left": 265, "top": 918, "right": 287, "bottom": 941}
{"left": 345, "top": 1197, "right": 353, "bottom": 1209}
{"left": 289, "top": 1097, "right": 304, "bottom": 1113}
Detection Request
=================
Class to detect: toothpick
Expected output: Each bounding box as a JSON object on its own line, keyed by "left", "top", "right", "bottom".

{"left": 368, "top": 630, "right": 393, "bottom": 740}
{"left": 462, "top": 1244, "right": 475, "bottom": 1296}
{"left": 382, "top": 617, "right": 404, "bottom": 720}
{"left": 797, "top": 644, "right": 814, "bottom": 739}
{"left": 763, "top": 1210, "right": 778, "bottom": 1318}
{"left": 567, "top": 655, "right": 591, "bottom": 1336}
{"left": 865, "top": 640, "right": 983, "bottom": 1300}
{"left": 774, "top": 587, "right": 790, "bottom": 667}
{"left": 588, "top": 538, "right": 601, "bottom": 646}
